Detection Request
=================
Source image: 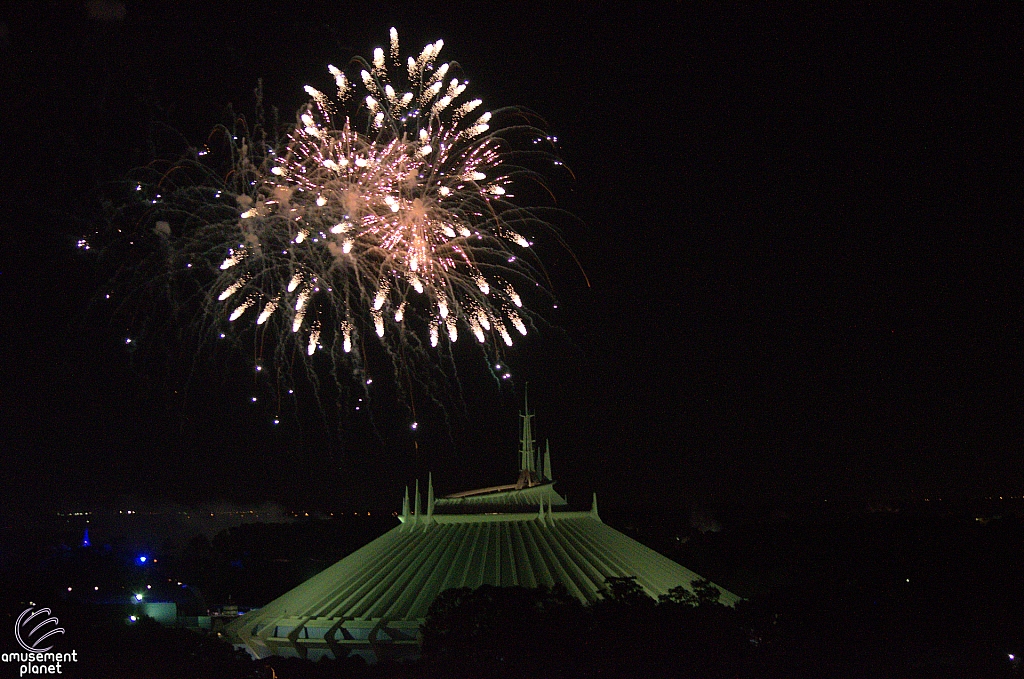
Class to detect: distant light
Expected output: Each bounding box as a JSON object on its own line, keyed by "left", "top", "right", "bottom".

{"left": 137, "top": 556, "right": 147, "bottom": 563}
{"left": 288, "top": 389, "right": 294, "bottom": 394}
{"left": 273, "top": 419, "right": 280, "bottom": 425}
{"left": 134, "top": 593, "right": 143, "bottom": 601}
{"left": 129, "top": 615, "right": 137, "bottom": 622}
{"left": 411, "top": 422, "right": 418, "bottom": 430}
{"left": 495, "top": 364, "right": 501, "bottom": 370}
{"left": 1011, "top": 654, "right": 1016, "bottom": 661}
{"left": 251, "top": 397, "right": 257, "bottom": 402}
{"left": 67, "top": 587, "right": 72, "bottom": 592}
{"left": 220, "top": 333, "right": 226, "bottom": 338}
{"left": 94, "top": 586, "right": 99, "bottom": 591}
{"left": 366, "top": 379, "right": 372, "bottom": 385}
{"left": 146, "top": 584, "right": 152, "bottom": 590}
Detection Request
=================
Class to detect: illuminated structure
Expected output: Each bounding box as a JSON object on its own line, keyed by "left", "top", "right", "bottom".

{"left": 225, "top": 394, "right": 739, "bottom": 662}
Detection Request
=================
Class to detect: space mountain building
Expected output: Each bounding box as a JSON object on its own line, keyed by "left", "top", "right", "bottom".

{"left": 225, "top": 395, "right": 739, "bottom": 662}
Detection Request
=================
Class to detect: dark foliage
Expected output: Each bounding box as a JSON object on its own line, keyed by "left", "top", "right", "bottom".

{"left": 417, "top": 578, "right": 754, "bottom": 679}
{"left": 419, "top": 584, "right": 587, "bottom": 678}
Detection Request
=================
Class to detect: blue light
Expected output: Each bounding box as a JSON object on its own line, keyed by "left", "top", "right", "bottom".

{"left": 137, "top": 555, "right": 147, "bottom": 564}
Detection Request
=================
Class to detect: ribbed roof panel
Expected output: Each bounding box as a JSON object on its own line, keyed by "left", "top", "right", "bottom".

{"left": 227, "top": 512, "right": 740, "bottom": 652}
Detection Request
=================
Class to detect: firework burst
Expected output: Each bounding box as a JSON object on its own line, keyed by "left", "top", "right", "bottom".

{"left": 105, "top": 29, "right": 564, "bottom": 413}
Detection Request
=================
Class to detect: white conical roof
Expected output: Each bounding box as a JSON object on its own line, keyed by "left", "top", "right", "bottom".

{"left": 226, "top": 499, "right": 738, "bottom": 661}
{"left": 225, "top": 398, "right": 738, "bottom": 662}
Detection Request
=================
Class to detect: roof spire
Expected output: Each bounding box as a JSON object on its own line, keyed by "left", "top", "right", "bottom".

{"left": 543, "top": 440, "right": 552, "bottom": 481}
{"left": 427, "top": 473, "right": 435, "bottom": 519}
{"left": 402, "top": 486, "right": 410, "bottom": 519}
{"left": 517, "top": 384, "right": 540, "bottom": 488}
{"left": 414, "top": 479, "right": 422, "bottom": 524}
{"left": 590, "top": 492, "right": 600, "bottom": 521}
{"left": 520, "top": 384, "right": 535, "bottom": 472}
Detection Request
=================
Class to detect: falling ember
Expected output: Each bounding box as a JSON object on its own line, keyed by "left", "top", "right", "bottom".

{"left": 476, "top": 308, "right": 491, "bottom": 330}
{"left": 229, "top": 297, "right": 254, "bottom": 321}
{"left": 373, "top": 310, "right": 385, "bottom": 337}
{"left": 343, "top": 324, "right": 353, "bottom": 353}
{"left": 287, "top": 273, "right": 302, "bottom": 292}
{"left": 220, "top": 253, "right": 242, "bottom": 270}
{"left": 292, "top": 308, "right": 305, "bottom": 332}
{"left": 373, "top": 288, "right": 387, "bottom": 311}
{"left": 509, "top": 232, "right": 530, "bottom": 248}
{"left": 475, "top": 276, "right": 490, "bottom": 295}
{"left": 256, "top": 300, "right": 278, "bottom": 325}
{"left": 509, "top": 311, "right": 527, "bottom": 335}
{"left": 446, "top": 316, "right": 458, "bottom": 342}
{"left": 218, "top": 279, "right": 245, "bottom": 301}
{"left": 506, "top": 285, "right": 523, "bottom": 308}
{"left": 499, "top": 325, "right": 513, "bottom": 346}
{"left": 429, "top": 323, "right": 439, "bottom": 347}
{"left": 307, "top": 328, "right": 320, "bottom": 355}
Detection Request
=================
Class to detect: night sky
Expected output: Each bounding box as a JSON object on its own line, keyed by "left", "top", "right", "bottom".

{"left": 1, "top": 2, "right": 1020, "bottom": 512}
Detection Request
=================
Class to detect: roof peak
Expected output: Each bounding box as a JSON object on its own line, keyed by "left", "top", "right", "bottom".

{"left": 517, "top": 384, "right": 547, "bottom": 488}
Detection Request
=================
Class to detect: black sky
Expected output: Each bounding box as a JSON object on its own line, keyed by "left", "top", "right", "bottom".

{"left": 1, "top": 2, "right": 1021, "bottom": 511}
